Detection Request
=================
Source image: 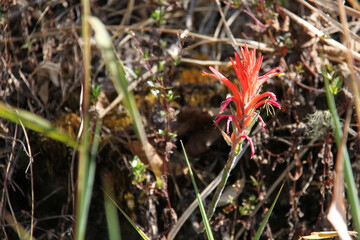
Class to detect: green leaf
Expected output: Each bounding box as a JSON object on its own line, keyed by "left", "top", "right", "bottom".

{"left": 253, "top": 182, "right": 284, "bottom": 240}
{"left": 88, "top": 16, "right": 163, "bottom": 187}
{"left": 103, "top": 189, "right": 151, "bottom": 240}
{"left": 92, "top": 84, "right": 102, "bottom": 100}
{"left": 0, "top": 102, "right": 78, "bottom": 149}
{"left": 131, "top": 156, "right": 146, "bottom": 183}
{"left": 330, "top": 76, "right": 341, "bottom": 95}
{"left": 143, "top": 49, "right": 149, "bottom": 59}
{"left": 158, "top": 62, "right": 164, "bottom": 72}
{"left": 174, "top": 56, "right": 182, "bottom": 65}
{"left": 181, "top": 141, "right": 214, "bottom": 240}
{"left": 323, "top": 65, "right": 360, "bottom": 236}
{"left": 21, "top": 38, "right": 35, "bottom": 49}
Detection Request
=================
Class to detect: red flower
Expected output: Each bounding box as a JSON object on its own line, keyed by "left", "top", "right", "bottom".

{"left": 203, "top": 44, "right": 282, "bottom": 158}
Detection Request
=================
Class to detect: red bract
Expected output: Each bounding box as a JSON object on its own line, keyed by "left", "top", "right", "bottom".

{"left": 203, "top": 44, "right": 282, "bottom": 158}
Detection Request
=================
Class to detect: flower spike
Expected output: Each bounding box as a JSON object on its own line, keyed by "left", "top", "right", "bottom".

{"left": 203, "top": 44, "right": 281, "bottom": 157}
{"left": 201, "top": 46, "right": 282, "bottom": 226}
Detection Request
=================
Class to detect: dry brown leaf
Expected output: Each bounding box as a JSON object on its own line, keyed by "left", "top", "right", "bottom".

{"left": 38, "top": 80, "right": 49, "bottom": 104}
{"left": 33, "top": 61, "right": 60, "bottom": 87}
{"left": 300, "top": 231, "right": 358, "bottom": 239}
{"left": 219, "top": 127, "right": 232, "bottom": 146}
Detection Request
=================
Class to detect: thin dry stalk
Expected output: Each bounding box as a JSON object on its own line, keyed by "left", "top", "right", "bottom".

{"left": 20, "top": 121, "right": 34, "bottom": 240}
{"left": 337, "top": 0, "right": 360, "bottom": 140}
{"left": 214, "top": 0, "right": 240, "bottom": 55}
{"left": 297, "top": 0, "right": 360, "bottom": 42}
{"left": 281, "top": 7, "right": 360, "bottom": 61}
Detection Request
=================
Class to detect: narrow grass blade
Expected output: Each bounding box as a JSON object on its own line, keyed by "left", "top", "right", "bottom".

{"left": 75, "top": 0, "right": 91, "bottom": 239}
{"left": 0, "top": 102, "right": 78, "bottom": 149}
{"left": 323, "top": 66, "right": 360, "bottom": 236}
{"left": 88, "top": 16, "right": 163, "bottom": 187}
{"left": 327, "top": 107, "right": 353, "bottom": 240}
{"left": 102, "top": 189, "right": 151, "bottom": 240}
{"left": 81, "top": 119, "right": 102, "bottom": 237}
{"left": 102, "top": 172, "right": 122, "bottom": 240}
{"left": 253, "top": 182, "right": 284, "bottom": 240}
{"left": 180, "top": 140, "right": 214, "bottom": 240}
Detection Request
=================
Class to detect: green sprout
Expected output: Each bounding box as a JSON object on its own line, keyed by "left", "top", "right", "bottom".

{"left": 239, "top": 194, "right": 258, "bottom": 216}
{"left": 130, "top": 156, "right": 146, "bottom": 184}
{"left": 321, "top": 64, "right": 342, "bottom": 95}
{"left": 151, "top": 7, "right": 166, "bottom": 26}
{"left": 91, "top": 84, "right": 102, "bottom": 101}
{"left": 295, "top": 63, "right": 304, "bottom": 75}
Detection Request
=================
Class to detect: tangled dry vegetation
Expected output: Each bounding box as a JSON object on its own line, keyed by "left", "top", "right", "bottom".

{"left": 1, "top": 0, "right": 360, "bottom": 239}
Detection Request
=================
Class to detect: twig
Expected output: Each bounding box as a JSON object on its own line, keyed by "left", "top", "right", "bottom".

{"left": 337, "top": 0, "right": 360, "bottom": 140}
{"left": 120, "top": 0, "right": 134, "bottom": 26}
{"left": 214, "top": 0, "right": 241, "bottom": 55}
{"left": 281, "top": 7, "right": 360, "bottom": 61}
{"left": 99, "top": 64, "right": 159, "bottom": 119}
{"left": 297, "top": 0, "right": 360, "bottom": 42}
{"left": 308, "top": 0, "right": 360, "bottom": 18}
{"left": 180, "top": 58, "right": 231, "bottom": 66}
{"left": 19, "top": 120, "right": 34, "bottom": 240}
{"left": 1, "top": 26, "right": 275, "bottom": 52}
{"left": 0, "top": 125, "right": 19, "bottom": 231}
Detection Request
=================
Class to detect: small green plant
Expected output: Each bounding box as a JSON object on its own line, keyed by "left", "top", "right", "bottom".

{"left": 157, "top": 128, "right": 177, "bottom": 138}
{"left": 295, "top": 63, "right": 304, "bottom": 75}
{"left": 91, "top": 84, "right": 102, "bottom": 101}
{"left": 130, "top": 156, "right": 147, "bottom": 184}
{"left": 239, "top": 194, "right": 257, "bottom": 215}
{"left": 322, "top": 64, "right": 342, "bottom": 95}
{"left": 250, "top": 175, "right": 261, "bottom": 188}
{"left": 279, "top": 33, "right": 295, "bottom": 49}
{"left": 151, "top": 6, "right": 166, "bottom": 26}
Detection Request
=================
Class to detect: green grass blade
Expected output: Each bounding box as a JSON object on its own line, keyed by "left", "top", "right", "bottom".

{"left": 102, "top": 174, "right": 122, "bottom": 240}
{"left": 75, "top": 0, "right": 91, "bottom": 239}
{"left": 0, "top": 102, "right": 78, "bottom": 148}
{"left": 102, "top": 190, "right": 151, "bottom": 240}
{"left": 88, "top": 16, "right": 163, "bottom": 187}
{"left": 323, "top": 67, "right": 360, "bottom": 236}
{"left": 81, "top": 119, "right": 102, "bottom": 237}
{"left": 87, "top": 16, "right": 141, "bottom": 139}
{"left": 253, "top": 182, "right": 284, "bottom": 240}
{"left": 180, "top": 140, "right": 214, "bottom": 240}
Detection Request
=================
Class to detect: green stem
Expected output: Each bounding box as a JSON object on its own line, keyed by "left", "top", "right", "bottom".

{"left": 199, "top": 146, "right": 243, "bottom": 232}
{"left": 323, "top": 67, "right": 360, "bottom": 235}
{"left": 75, "top": 1, "right": 91, "bottom": 239}
{"left": 206, "top": 150, "right": 238, "bottom": 220}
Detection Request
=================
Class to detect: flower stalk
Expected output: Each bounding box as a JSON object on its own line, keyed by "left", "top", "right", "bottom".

{"left": 201, "top": 44, "right": 282, "bottom": 227}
